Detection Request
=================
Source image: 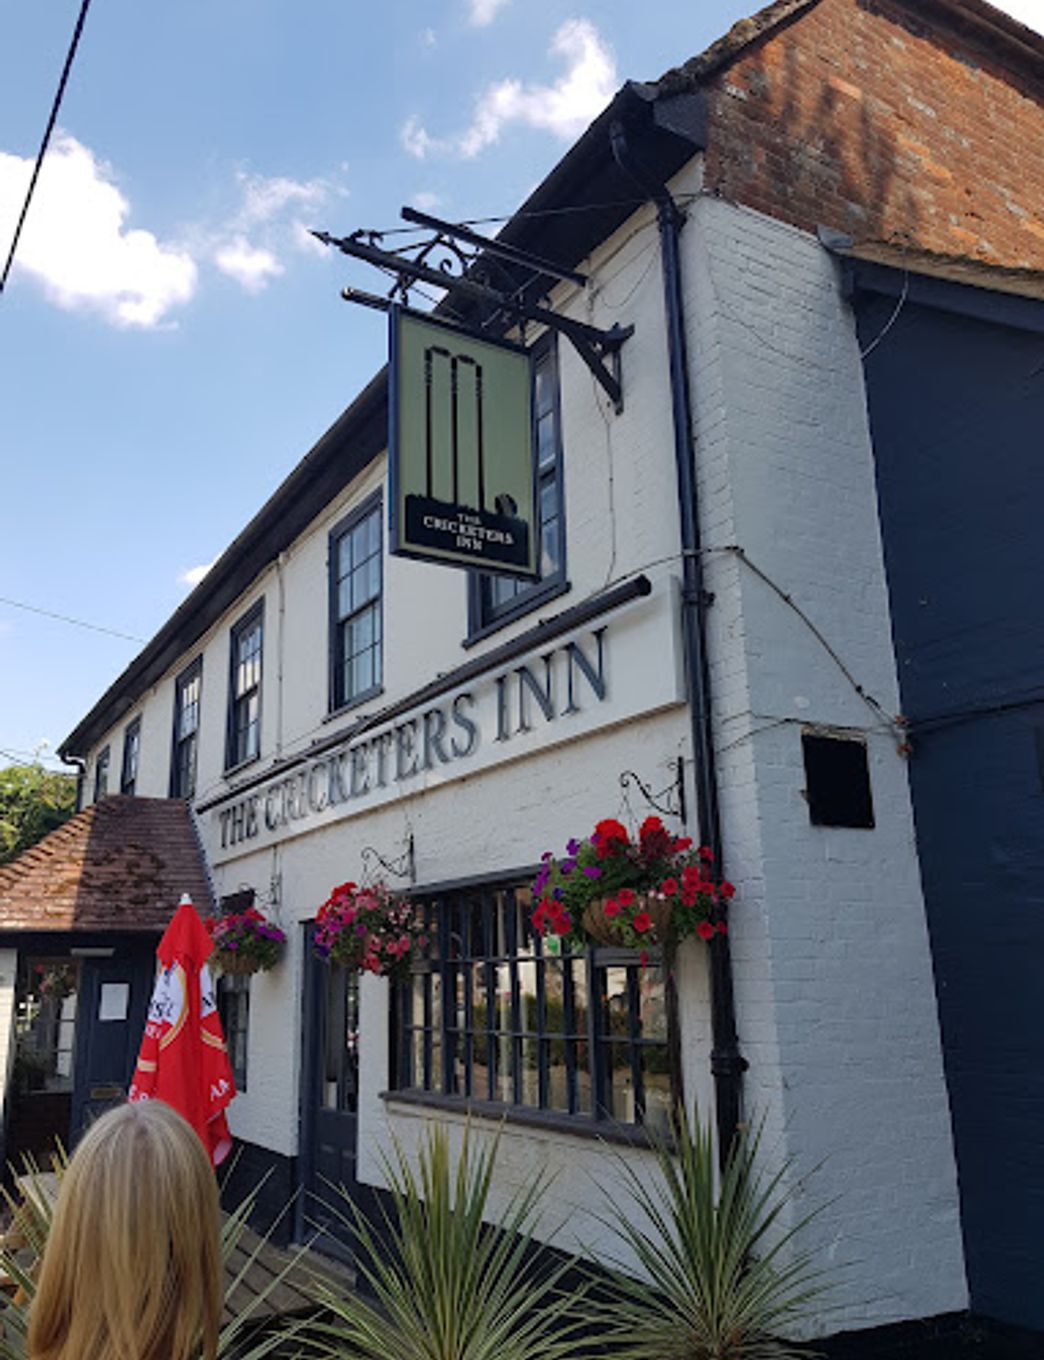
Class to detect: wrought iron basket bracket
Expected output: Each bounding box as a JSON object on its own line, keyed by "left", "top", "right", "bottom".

{"left": 313, "top": 207, "right": 634, "bottom": 412}
{"left": 619, "top": 757, "right": 687, "bottom": 824}
{"left": 360, "top": 832, "right": 416, "bottom": 885}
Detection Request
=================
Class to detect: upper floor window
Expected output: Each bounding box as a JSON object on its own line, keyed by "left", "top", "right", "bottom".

{"left": 120, "top": 717, "right": 141, "bottom": 795}
{"left": 329, "top": 495, "right": 383, "bottom": 713}
{"left": 392, "top": 883, "right": 672, "bottom": 1134}
{"left": 227, "top": 603, "right": 263, "bottom": 770}
{"left": 93, "top": 747, "right": 110, "bottom": 802}
{"left": 170, "top": 659, "right": 202, "bottom": 800}
{"left": 468, "top": 339, "right": 566, "bottom": 636}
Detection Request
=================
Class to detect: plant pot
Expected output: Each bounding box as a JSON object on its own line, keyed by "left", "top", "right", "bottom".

{"left": 582, "top": 895, "right": 672, "bottom": 947}
{"left": 213, "top": 952, "right": 263, "bottom": 977}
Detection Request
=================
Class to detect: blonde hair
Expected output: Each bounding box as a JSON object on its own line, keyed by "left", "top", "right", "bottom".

{"left": 27, "top": 1100, "right": 222, "bottom": 1360}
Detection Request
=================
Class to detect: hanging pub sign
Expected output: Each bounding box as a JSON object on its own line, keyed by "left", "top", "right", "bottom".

{"left": 388, "top": 305, "right": 538, "bottom": 578}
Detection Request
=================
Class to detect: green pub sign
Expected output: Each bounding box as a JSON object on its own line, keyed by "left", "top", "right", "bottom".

{"left": 389, "top": 306, "right": 537, "bottom": 577}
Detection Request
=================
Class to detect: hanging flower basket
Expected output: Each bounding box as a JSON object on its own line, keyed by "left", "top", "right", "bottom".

{"left": 207, "top": 907, "right": 286, "bottom": 976}
{"left": 315, "top": 881, "right": 426, "bottom": 980}
{"left": 532, "top": 815, "right": 735, "bottom": 953}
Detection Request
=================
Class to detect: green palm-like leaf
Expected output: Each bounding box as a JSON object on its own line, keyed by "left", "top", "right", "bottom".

{"left": 588, "top": 1110, "right": 831, "bottom": 1360}
{"left": 304, "top": 1123, "right": 590, "bottom": 1360}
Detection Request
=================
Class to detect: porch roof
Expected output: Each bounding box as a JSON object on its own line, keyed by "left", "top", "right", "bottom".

{"left": 0, "top": 796, "right": 213, "bottom": 932}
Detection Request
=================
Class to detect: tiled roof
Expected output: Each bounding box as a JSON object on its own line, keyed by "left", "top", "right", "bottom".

{"left": 0, "top": 795, "right": 214, "bottom": 932}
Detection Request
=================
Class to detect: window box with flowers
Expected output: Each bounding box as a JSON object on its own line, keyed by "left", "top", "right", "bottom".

{"left": 208, "top": 906, "right": 286, "bottom": 976}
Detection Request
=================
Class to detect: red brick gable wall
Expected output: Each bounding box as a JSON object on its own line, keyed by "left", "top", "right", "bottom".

{"left": 700, "top": 0, "right": 1044, "bottom": 272}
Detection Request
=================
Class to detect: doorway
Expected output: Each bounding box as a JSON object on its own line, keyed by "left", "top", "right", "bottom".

{"left": 298, "top": 930, "right": 374, "bottom": 1261}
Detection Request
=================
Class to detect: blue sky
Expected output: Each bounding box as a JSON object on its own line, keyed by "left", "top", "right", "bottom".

{"left": 1, "top": 0, "right": 1042, "bottom": 771}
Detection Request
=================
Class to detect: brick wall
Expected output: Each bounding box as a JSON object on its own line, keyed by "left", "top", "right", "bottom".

{"left": 701, "top": 0, "right": 1044, "bottom": 272}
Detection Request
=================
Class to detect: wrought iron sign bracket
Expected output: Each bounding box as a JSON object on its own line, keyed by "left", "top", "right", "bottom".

{"left": 361, "top": 833, "right": 416, "bottom": 885}
{"left": 313, "top": 209, "right": 634, "bottom": 412}
{"left": 619, "top": 757, "right": 687, "bottom": 824}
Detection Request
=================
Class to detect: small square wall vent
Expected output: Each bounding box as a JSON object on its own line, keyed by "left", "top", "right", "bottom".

{"left": 801, "top": 732, "right": 875, "bottom": 829}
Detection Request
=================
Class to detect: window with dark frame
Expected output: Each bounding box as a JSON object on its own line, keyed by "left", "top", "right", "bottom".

{"left": 170, "top": 659, "right": 202, "bottom": 800}
{"left": 227, "top": 604, "right": 263, "bottom": 770}
{"left": 120, "top": 717, "right": 141, "bottom": 795}
{"left": 468, "top": 339, "right": 566, "bottom": 635}
{"left": 329, "top": 496, "right": 383, "bottom": 713}
{"left": 218, "top": 974, "right": 249, "bottom": 1091}
{"left": 392, "top": 884, "right": 672, "bottom": 1133}
{"left": 92, "top": 747, "right": 110, "bottom": 802}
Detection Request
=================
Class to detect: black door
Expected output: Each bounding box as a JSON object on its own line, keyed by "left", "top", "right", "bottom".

{"left": 299, "top": 932, "right": 373, "bottom": 1261}
{"left": 70, "top": 951, "right": 154, "bottom": 1142}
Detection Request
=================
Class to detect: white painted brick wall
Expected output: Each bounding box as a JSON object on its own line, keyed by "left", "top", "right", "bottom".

{"left": 678, "top": 177, "right": 967, "bottom": 1332}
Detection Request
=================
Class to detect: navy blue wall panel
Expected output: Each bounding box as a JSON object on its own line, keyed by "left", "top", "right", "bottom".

{"left": 857, "top": 285, "right": 1044, "bottom": 1332}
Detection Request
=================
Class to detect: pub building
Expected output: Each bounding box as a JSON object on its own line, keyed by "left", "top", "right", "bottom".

{"left": 19, "top": 0, "right": 1044, "bottom": 1348}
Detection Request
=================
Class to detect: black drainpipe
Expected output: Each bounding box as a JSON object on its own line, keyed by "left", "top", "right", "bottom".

{"left": 610, "top": 120, "right": 747, "bottom": 1161}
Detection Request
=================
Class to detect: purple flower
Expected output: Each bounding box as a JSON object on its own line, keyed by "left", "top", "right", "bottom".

{"left": 582, "top": 866, "right": 602, "bottom": 879}
{"left": 561, "top": 858, "right": 577, "bottom": 875}
{"left": 566, "top": 838, "right": 580, "bottom": 856}
{"left": 552, "top": 887, "right": 564, "bottom": 901}
{"left": 541, "top": 850, "right": 552, "bottom": 861}
{"left": 534, "top": 868, "right": 550, "bottom": 895}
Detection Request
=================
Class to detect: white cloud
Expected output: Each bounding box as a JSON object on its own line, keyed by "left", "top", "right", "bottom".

{"left": 401, "top": 116, "right": 439, "bottom": 160}
{"left": 468, "top": 0, "right": 510, "bottom": 26}
{"left": 206, "top": 169, "right": 346, "bottom": 290}
{"left": 411, "top": 190, "right": 443, "bottom": 213}
{"left": 179, "top": 560, "right": 216, "bottom": 588}
{"left": 403, "top": 19, "right": 617, "bottom": 161}
{"left": 214, "top": 236, "right": 284, "bottom": 292}
{"left": 0, "top": 133, "right": 196, "bottom": 327}
{"left": 422, "top": 26, "right": 437, "bottom": 46}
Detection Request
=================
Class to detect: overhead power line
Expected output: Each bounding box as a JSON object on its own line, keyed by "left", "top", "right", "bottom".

{"left": 0, "top": 0, "right": 95, "bottom": 296}
{"left": 0, "top": 595, "right": 143, "bottom": 643}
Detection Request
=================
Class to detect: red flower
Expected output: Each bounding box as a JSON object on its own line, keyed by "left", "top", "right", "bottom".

{"left": 639, "top": 949, "right": 649, "bottom": 967}
{"left": 592, "top": 818, "right": 630, "bottom": 857}
{"left": 673, "top": 836, "right": 693, "bottom": 852}
{"left": 681, "top": 888, "right": 697, "bottom": 907}
{"left": 617, "top": 888, "right": 636, "bottom": 907}
{"left": 632, "top": 911, "right": 652, "bottom": 934}
{"left": 639, "top": 816, "right": 673, "bottom": 858}
{"left": 717, "top": 921, "right": 729, "bottom": 935}
{"left": 698, "top": 846, "right": 714, "bottom": 863}
{"left": 660, "top": 877, "right": 679, "bottom": 896}
{"left": 603, "top": 898, "right": 622, "bottom": 918}
{"left": 552, "top": 912, "right": 573, "bottom": 937}
{"left": 720, "top": 880, "right": 736, "bottom": 899}
{"left": 533, "top": 902, "right": 549, "bottom": 932}
{"left": 696, "top": 921, "right": 715, "bottom": 941}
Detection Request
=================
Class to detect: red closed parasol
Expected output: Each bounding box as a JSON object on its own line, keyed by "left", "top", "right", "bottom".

{"left": 129, "top": 894, "right": 236, "bottom": 1165}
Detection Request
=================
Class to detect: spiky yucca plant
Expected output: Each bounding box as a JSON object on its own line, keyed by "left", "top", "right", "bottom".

{"left": 593, "top": 1110, "right": 830, "bottom": 1360}
{"left": 305, "top": 1123, "right": 588, "bottom": 1360}
{"left": 0, "top": 1150, "right": 309, "bottom": 1360}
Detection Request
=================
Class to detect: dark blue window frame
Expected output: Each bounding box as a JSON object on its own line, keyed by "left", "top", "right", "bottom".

{"left": 328, "top": 492, "right": 384, "bottom": 715}
{"left": 170, "top": 658, "right": 202, "bottom": 800}
{"left": 467, "top": 337, "right": 568, "bottom": 642}
{"left": 226, "top": 602, "right": 264, "bottom": 772}
{"left": 120, "top": 717, "right": 141, "bottom": 795}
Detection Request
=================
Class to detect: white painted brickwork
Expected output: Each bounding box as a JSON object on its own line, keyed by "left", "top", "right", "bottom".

{"left": 678, "top": 179, "right": 967, "bottom": 1331}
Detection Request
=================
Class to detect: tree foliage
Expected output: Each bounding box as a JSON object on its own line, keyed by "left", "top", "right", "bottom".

{"left": 0, "top": 764, "right": 77, "bottom": 866}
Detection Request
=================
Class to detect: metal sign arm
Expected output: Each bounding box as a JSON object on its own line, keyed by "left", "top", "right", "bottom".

{"left": 313, "top": 227, "right": 633, "bottom": 412}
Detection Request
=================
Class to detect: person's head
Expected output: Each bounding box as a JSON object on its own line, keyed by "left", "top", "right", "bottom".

{"left": 28, "top": 1100, "right": 222, "bottom": 1360}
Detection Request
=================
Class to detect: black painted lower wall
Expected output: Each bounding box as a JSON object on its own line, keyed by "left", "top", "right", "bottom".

{"left": 219, "top": 1138, "right": 297, "bottom": 1248}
